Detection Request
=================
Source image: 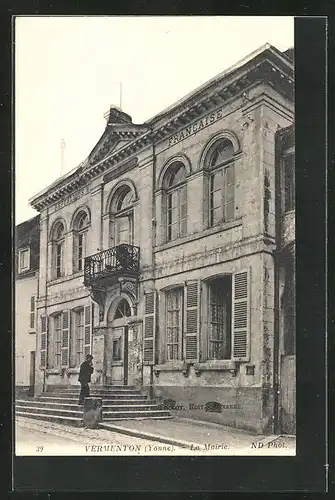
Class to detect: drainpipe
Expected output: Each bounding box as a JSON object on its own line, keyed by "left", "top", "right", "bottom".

{"left": 273, "top": 130, "right": 282, "bottom": 434}
{"left": 150, "top": 129, "right": 156, "bottom": 399}
{"left": 43, "top": 209, "right": 49, "bottom": 393}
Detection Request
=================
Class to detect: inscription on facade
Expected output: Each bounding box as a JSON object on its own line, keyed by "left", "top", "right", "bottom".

{"left": 53, "top": 186, "right": 89, "bottom": 212}
{"left": 167, "top": 107, "right": 224, "bottom": 147}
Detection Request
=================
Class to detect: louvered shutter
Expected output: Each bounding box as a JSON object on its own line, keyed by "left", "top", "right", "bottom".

{"left": 143, "top": 291, "right": 156, "bottom": 365}
{"left": 184, "top": 280, "right": 200, "bottom": 362}
{"left": 232, "top": 269, "right": 250, "bottom": 361}
{"left": 84, "top": 304, "right": 92, "bottom": 357}
{"left": 61, "top": 310, "right": 70, "bottom": 367}
{"left": 40, "top": 315, "right": 48, "bottom": 368}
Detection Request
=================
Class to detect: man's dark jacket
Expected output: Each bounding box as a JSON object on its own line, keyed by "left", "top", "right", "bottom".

{"left": 78, "top": 360, "right": 94, "bottom": 384}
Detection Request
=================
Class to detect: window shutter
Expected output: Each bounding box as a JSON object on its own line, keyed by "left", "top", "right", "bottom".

{"left": 232, "top": 269, "right": 250, "bottom": 361}
{"left": 143, "top": 291, "right": 156, "bottom": 365}
{"left": 40, "top": 315, "right": 48, "bottom": 368}
{"left": 84, "top": 304, "right": 92, "bottom": 357}
{"left": 61, "top": 310, "right": 70, "bottom": 367}
{"left": 184, "top": 280, "right": 200, "bottom": 362}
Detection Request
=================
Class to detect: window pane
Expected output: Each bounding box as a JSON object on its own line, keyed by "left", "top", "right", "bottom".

{"left": 209, "top": 279, "right": 232, "bottom": 360}
{"left": 210, "top": 140, "right": 234, "bottom": 168}
{"left": 166, "top": 289, "right": 182, "bottom": 360}
{"left": 211, "top": 171, "right": 223, "bottom": 191}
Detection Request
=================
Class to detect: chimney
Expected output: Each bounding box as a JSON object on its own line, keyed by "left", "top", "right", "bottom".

{"left": 104, "top": 105, "right": 132, "bottom": 126}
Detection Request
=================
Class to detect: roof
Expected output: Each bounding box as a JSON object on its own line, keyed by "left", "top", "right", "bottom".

{"left": 29, "top": 43, "right": 294, "bottom": 209}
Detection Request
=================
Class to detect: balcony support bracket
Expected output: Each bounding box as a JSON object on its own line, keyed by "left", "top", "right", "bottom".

{"left": 88, "top": 285, "right": 106, "bottom": 323}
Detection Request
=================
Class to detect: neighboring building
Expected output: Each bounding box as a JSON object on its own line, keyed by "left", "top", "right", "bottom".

{"left": 275, "top": 124, "right": 295, "bottom": 434}
{"left": 29, "top": 44, "right": 295, "bottom": 434}
{"left": 15, "top": 215, "right": 40, "bottom": 396}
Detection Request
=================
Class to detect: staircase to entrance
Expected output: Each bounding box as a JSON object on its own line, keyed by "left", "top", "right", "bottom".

{"left": 16, "top": 385, "right": 172, "bottom": 426}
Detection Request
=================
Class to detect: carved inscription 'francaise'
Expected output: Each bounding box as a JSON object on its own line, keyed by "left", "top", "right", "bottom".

{"left": 167, "top": 107, "right": 224, "bottom": 147}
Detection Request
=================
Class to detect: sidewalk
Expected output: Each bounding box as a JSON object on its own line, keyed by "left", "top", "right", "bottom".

{"left": 100, "top": 417, "right": 296, "bottom": 455}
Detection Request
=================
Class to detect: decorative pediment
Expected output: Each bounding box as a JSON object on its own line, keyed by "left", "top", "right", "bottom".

{"left": 88, "top": 107, "right": 148, "bottom": 167}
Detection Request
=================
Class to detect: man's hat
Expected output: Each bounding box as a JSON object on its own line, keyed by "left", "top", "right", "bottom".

{"left": 86, "top": 354, "right": 93, "bottom": 360}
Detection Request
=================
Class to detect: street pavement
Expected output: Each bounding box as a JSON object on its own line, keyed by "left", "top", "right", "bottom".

{"left": 15, "top": 416, "right": 296, "bottom": 456}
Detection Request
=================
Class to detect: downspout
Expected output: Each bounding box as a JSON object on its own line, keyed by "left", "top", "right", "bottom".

{"left": 43, "top": 208, "right": 49, "bottom": 393}
{"left": 273, "top": 130, "right": 282, "bottom": 434}
{"left": 149, "top": 130, "right": 156, "bottom": 398}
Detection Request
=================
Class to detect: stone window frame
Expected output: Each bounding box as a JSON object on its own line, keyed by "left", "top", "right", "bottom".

{"left": 71, "top": 208, "right": 91, "bottom": 274}
{"left": 199, "top": 130, "right": 242, "bottom": 231}
{"left": 162, "top": 160, "right": 188, "bottom": 243}
{"left": 18, "top": 247, "right": 30, "bottom": 273}
{"left": 49, "top": 219, "right": 67, "bottom": 280}
{"left": 106, "top": 182, "right": 138, "bottom": 248}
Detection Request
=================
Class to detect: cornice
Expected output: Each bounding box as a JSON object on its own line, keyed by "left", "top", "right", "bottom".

{"left": 30, "top": 53, "right": 293, "bottom": 213}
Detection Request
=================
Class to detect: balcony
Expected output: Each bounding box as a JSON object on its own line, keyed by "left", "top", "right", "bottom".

{"left": 84, "top": 244, "right": 140, "bottom": 289}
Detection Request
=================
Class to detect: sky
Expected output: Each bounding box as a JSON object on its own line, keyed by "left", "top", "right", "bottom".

{"left": 15, "top": 16, "right": 294, "bottom": 224}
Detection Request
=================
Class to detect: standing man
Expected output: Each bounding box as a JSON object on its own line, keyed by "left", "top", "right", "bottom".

{"left": 78, "top": 354, "right": 94, "bottom": 405}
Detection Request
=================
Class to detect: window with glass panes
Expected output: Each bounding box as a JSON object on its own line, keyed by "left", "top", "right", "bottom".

{"left": 54, "top": 223, "right": 65, "bottom": 278}
{"left": 165, "top": 162, "right": 187, "bottom": 242}
{"left": 54, "top": 313, "right": 62, "bottom": 367}
{"left": 29, "top": 296, "right": 35, "bottom": 329}
{"left": 208, "top": 277, "right": 232, "bottom": 360}
{"left": 166, "top": 288, "right": 183, "bottom": 360}
{"left": 75, "top": 308, "right": 85, "bottom": 365}
{"left": 209, "top": 140, "right": 235, "bottom": 226}
{"left": 76, "top": 213, "right": 88, "bottom": 272}
{"left": 283, "top": 154, "right": 295, "bottom": 212}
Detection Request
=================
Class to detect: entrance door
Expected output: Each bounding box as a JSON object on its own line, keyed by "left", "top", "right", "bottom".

{"left": 110, "top": 325, "right": 128, "bottom": 385}
{"left": 29, "top": 351, "right": 35, "bottom": 396}
{"left": 279, "top": 354, "right": 296, "bottom": 433}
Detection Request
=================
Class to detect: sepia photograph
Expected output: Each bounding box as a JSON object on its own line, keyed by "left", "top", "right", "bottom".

{"left": 14, "top": 15, "right": 296, "bottom": 458}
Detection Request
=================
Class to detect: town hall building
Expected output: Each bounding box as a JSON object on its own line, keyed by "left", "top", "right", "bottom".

{"left": 27, "top": 44, "right": 295, "bottom": 434}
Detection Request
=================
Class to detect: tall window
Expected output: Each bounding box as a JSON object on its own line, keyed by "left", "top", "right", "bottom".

{"left": 164, "top": 162, "right": 187, "bottom": 242}
{"left": 75, "top": 308, "right": 84, "bottom": 365}
{"left": 53, "top": 313, "right": 62, "bottom": 368}
{"left": 283, "top": 257, "right": 296, "bottom": 355}
{"left": 166, "top": 288, "right": 183, "bottom": 360}
{"left": 208, "top": 277, "right": 232, "bottom": 360}
{"left": 29, "top": 296, "right": 35, "bottom": 330}
{"left": 73, "top": 211, "right": 89, "bottom": 272}
{"left": 53, "top": 222, "right": 65, "bottom": 278}
{"left": 208, "top": 139, "right": 235, "bottom": 226}
{"left": 283, "top": 154, "right": 295, "bottom": 212}
{"left": 18, "top": 248, "right": 30, "bottom": 273}
{"left": 111, "top": 186, "right": 134, "bottom": 246}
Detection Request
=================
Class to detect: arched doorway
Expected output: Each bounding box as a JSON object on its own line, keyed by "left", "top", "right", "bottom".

{"left": 106, "top": 296, "right": 133, "bottom": 385}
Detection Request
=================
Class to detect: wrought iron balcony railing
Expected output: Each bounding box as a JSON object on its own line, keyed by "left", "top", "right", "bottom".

{"left": 84, "top": 244, "right": 140, "bottom": 288}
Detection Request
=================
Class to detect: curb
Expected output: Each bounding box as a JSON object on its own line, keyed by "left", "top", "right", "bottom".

{"left": 99, "top": 422, "right": 201, "bottom": 449}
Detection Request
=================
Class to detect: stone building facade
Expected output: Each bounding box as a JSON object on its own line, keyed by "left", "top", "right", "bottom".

{"left": 15, "top": 215, "right": 40, "bottom": 396}
{"left": 29, "top": 44, "right": 295, "bottom": 433}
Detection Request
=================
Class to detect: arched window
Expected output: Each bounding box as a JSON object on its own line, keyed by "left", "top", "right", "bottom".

{"left": 207, "top": 139, "right": 235, "bottom": 226}
{"left": 52, "top": 222, "right": 65, "bottom": 278}
{"left": 110, "top": 185, "right": 134, "bottom": 246}
{"left": 164, "top": 161, "right": 187, "bottom": 242}
{"left": 73, "top": 211, "right": 89, "bottom": 272}
{"left": 114, "top": 298, "right": 131, "bottom": 319}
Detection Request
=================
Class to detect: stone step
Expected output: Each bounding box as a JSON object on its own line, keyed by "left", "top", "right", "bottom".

{"left": 49, "top": 387, "right": 140, "bottom": 393}
{"left": 16, "top": 405, "right": 171, "bottom": 421}
{"left": 15, "top": 411, "right": 82, "bottom": 426}
{"left": 36, "top": 395, "right": 149, "bottom": 404}
{"left": 103, "top": 409, "right": 172, "bottom": 419}
{"left": 45, "top": 391, "right": 144, "bottom": 398}
{"left": 16, "top": 400, "right": 160, "bottom": 412}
